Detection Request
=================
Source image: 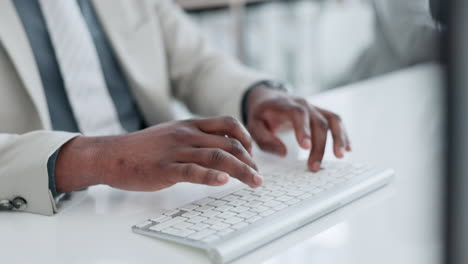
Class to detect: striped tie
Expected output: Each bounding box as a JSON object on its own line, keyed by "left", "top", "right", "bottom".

{"left": 39, "top": 0, "right": 126, "bottom": 136}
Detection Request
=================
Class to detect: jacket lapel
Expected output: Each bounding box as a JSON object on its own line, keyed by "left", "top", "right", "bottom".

{"left": 91, "top": 0, "right": 174, "bottom": 125}
{"left": 0, "top": 0, "right": 51, "bottom": 129}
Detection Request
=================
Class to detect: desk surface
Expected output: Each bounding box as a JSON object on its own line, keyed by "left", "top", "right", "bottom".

{"left": 0, "top": 63, "right": 444, "bottom": 264}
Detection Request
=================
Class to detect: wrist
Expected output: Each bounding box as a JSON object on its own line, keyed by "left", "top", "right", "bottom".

{"left": 242, "top": 81, "right": 290, "bottom": 124}
{"left": 54, "top": 136, "right": 104, "bottom": 193}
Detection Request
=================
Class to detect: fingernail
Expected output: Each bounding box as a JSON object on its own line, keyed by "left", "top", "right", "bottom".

{"left": 302, "top": 139, "right": 312, "bottom": 149}
{"left": 217, "top": 173, "right": 229, "bottom": 184}
{"left": 312, "top": 161, "right": 321, "bottom": 172}
{"left": 337, "top": 147, "right": 345, "bottom": 158}
{"left": 254, "top": 173, "right": 264, "bottom": 186}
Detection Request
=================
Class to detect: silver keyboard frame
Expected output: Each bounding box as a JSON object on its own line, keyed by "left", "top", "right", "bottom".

{"left": 132, "top": 167, "right": 394, "bottom": 264}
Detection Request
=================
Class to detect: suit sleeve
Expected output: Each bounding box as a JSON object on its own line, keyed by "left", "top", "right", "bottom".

{"left": 0, "top": 131, "right": 79, "bottom": 215}
{"left": 154, "top": 0, "right": 272, "bottom": 120}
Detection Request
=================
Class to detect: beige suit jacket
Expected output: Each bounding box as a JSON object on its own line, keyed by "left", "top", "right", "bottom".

{"left": 0, "top": 0, "right": 268, "bottom": 215}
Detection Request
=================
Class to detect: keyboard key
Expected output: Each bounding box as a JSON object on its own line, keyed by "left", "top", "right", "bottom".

{"left": 230, "top": 206, "right": 249, "bottom": 213}
{"left": 260, "top": 210, "right": 275, "bottom": 217}
{"left": 287, "top": 190, "right": 304, "bottom": 197}
{"left": 246, "top": 216, "right": 262, "bottom": 223}
{"left": 244, "top": 201, "right": 262, "bottom": 208}
{"left": 135, "top": 220, "right": 152, "bottom": 228}
{"left": 298, "top": 193, "right": 312, "bottom": 200}
{"left": 276, "top": 195, "right": 294, "bottom": 202}
{"left": 211, "top": 223, "right": 230, "bottom": 231}
{"left": 224, "top": 217, "right": 243, "bottom": 225}
{"left": 228, "top": 199, "right": 247, "bottom": 207}
{"left": 162, "top": 227, "right": 195, "bottom": 237}
{"left": 202, "top": 210, "right": 221, "bottom": 218}
{"left": 220, "top": 195, "right": 239, "bottom": 202}
{"left": 187, "top": 216, "right": 207, "bottom": 224}
{"left": 273, "top": 204, "right": 288, "bottom": 211}
{"left": 208, "top": 200, "right": 227, "bottom": 207}
{"left": 161, "top": 227, "right": 180, "bottom": 235}
{"left": 263, "top": 200, "right": 282, "bottom": 208}
{"left": 150, "top": 215, "right": 171, "bottom": 223}
{"left": 182, "top": 211, "right": 201, "bottom": 218}
{"left": 217, "top": 212, "right": 236, "bottom": 219}
{"left": 194, "top": 205, "right": 214, "bottom": 212}
{"left": 149, "top": 217, "right": 187, "bottom": 231}
{"left": 179, "top": 204, "right": 199, "bottom": 211}
{"left": 234, "top": 190, "right": 252, "bottom": 197}
{"left": 162, "top": 209, "right": 181, "bottom": 217}
{"left": 194, "top": 198, "right": 215, "bottom": 206}
{"left": 173, "top": 221, "right": 193, "bottom": 230}
{"left": 251, "top": 205, "right": 269, "bottom": 213}
{"left": 190, "top": 223, "right": 209, "bottom": 231}
{"left": 256, "top": 195, "right": 274, "bottom": 202}
{"left": 269, "top": 191, "right": 286, "bottom": 198}
{"left": 240, "top": 195, "right": 258, "bottom": 201}
{"left": 203, "top": 217, "right": 224, "bottom": 225}
{"left": 237, "top": 211, "right": 257, "bottom": 219}
{"left": 213, "top": 205, "right": 234, "bottom": 212}
{"left": 251, "top": 189, "right": 270, "bottom": 196}
{"left": 285, "top": 198, "right": 300, "bottom": 205}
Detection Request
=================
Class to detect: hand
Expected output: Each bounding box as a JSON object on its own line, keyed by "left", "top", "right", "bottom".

{"left": 55, "top": 116, "right": 263, "bottom": 193}
{"left": 246, "top": 86, "right": 351, "bottom": 172}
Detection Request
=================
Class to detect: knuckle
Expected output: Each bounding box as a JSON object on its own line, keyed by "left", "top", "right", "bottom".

{"left": 330, "top": 113, "right": 342, "bottom": 123}
{"left": 222, "top": 116, "right": 241, "bottom": 129}
{"left": 291, "top": 105, "right": 307, "bottom": 116}
{"left": 182, "top": 164, "right": 195, "bottom": 178}
{"left": 170, "top": 127, "right": 192, "bottom": 140}
{"left": 209, "top": 149, "right": 225, "bottom": 163}
{"left": 229, "top": 139, "right": 244, "bottom": 155}
{"left": 295, "top": 98, "right": 308, "bottom": 106}
{"left": 239, "top": 165, "right": 253, "bottom": 179}
{"left": 314, "top": 117, "right": 329, "bottom": 130}
{"left": 182, "top": 118, "right": 198, "bottom": 127}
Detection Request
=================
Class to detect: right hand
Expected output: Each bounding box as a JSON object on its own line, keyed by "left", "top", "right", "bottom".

{"left": 55, "top": 116, "right": 263, "bottom": 193}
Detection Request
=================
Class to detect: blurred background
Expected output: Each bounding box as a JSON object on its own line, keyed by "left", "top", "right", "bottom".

{"left": 172, "top": 0, "right": 440, "bottom": 118}
{"left": 177, "top": 0, "right": 374, "bottom": 96}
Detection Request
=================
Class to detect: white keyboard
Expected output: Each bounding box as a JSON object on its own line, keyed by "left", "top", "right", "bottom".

{"left": 132, "top": 160, "right": 394, "bottom": 264}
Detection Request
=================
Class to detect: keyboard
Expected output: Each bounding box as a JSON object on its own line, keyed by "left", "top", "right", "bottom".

{"left": 132, "top": 160, "right": 394, "bottom": 264}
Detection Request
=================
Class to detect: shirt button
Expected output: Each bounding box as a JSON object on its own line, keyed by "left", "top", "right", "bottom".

{"left": 12, "top": 197, "right": 27, "bottom": 211}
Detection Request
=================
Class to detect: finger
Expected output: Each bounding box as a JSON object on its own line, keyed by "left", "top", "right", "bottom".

{"left": 189, "top": 132, "right": 258, "bottom": 171}
{"left": 194, "top": 116, "right": 254, "bottom": 155}
{"left": 175, "top": 148, "right": 263, "bottom": 188}
{"left": 249, "top": 118, "right": 287, "bottom": 156}
{"left": 290, "top": 99, "right": 312, "bottom": 149}
{"left": 317, "top": 107, "right": 352, "bottom": 155}
{"left": 168, "top": 163, "right": 230, "bottom": 186}
{"left": 307, "top": 108, "right": 329, "bottom": 172}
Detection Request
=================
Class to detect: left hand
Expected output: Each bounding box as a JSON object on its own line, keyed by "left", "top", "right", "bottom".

{"left": 246, "top": 86, "right": 352, "bottom": 172}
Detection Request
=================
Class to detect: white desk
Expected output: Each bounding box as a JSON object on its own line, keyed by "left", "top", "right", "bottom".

{"left": 0, "top": 63, "right": 444, "bottom": 264}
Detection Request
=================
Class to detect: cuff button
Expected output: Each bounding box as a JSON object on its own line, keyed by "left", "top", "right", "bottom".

{"left": 12, "top": 197, "right": 27, "bottom": 211}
